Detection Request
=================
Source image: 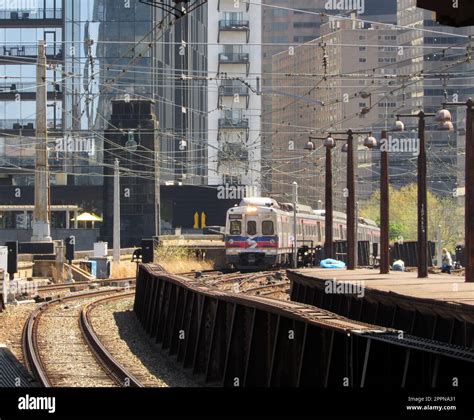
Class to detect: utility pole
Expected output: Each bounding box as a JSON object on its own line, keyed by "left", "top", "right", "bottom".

{"left": 418, "top": 112, "right": 428, "bottom": 278}
{"left": 346, "top": 130, "right": 356, "bottom": 270}
{"left": 155, "top": 124, "right": 161, "bottom": 239}
{"left": 380, "top": 130, "right": 390, "bottom": 274}
{"left": 31, "top": 40, "right": 52, "bottom": 242}
{"left": 113, "top": 159, "right": 121, "bottom": 263}
{"left": 292, "top": 182, "right": 298, "bottom": 269}
{"left": 397, "top": 111, "right": 435, "bottom": 278}
{"left": 325, "top": 143, "right": 334, "bottom": 259}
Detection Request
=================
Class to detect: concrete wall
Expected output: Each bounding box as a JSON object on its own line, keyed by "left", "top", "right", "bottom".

{"left": 0, "top": 229, "right": 100, "bottom": 251}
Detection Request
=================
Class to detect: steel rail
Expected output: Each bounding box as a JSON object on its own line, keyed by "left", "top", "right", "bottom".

{"left": 79, "top": 291, "right": 144, "bottom": 388}
{"left": 22, "top": 288, "right": 130, "bottom": 387}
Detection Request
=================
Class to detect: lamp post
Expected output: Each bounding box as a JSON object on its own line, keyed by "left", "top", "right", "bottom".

{"left": 396, "top": 111, "right": 436, "bottom": 278}
{"left": 306, "top": 135, "right": 342, "bottom": 259}
{"left": 331, "top": 130, "right": 374, "bottom": 270}
{"left": 360, "top": 131, "right": 390, "bottom": 273}
{"left": 438, "top": 100, "right": 472, "bottom": 282}
{"left": 379, "top": 130, "right": 390, "bottom": 274}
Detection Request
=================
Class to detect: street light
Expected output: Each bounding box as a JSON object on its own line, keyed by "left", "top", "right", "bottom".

{"left": 333, "top": 129, "right": 373, "bottom": 270}
{"left": 362, "top": 130, "right": 391, "bottom": 274}
{"left": 307, "top": 134, "right": 343, "bottom": 259}
{"left": 439, "top": 98, "right": 473, "bottom": 283}
{"left": 396, "top": 111, "right": 437, "bottom": 278}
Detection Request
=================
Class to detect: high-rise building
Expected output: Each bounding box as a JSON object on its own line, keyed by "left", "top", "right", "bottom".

{"left": 396, "top": 0, "right": 474, "bottom": 197}
{"left": 271, "top": 12, "right": 398, "bottom": 209}
{"left": 207, "top": 0, "right": 262, "bottom": 192}
{"left": 154, "top": 5, "right": 208, "bottom": 186}
{"left": 0, "top": 1, "right": 64, "bottom": 192}
{"left": 261, "top": 0, "right": 326, "bottom": 196}
{"left": 0, "top": 1, "right": 211, "bottom": 244}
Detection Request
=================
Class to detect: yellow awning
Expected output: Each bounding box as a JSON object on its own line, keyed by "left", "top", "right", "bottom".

{"left": 72, "top": 212, "right": 103, "bottom": 222}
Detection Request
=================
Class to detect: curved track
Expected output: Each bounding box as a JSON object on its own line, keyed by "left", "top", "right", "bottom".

{"left": 22, "top": 288, "right": 142, "bottom": 387}
{"left": 79, "top": 293, "right": 143, "bottom": 387}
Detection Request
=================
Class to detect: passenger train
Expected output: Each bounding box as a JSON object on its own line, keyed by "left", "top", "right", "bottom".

{"left": 225, "top": 197, "right": 380, "bottom": 269}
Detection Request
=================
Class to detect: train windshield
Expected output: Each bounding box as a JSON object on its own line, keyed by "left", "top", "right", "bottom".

{"left": 247, "top": 221, "right": 257, "bottom": 235}
{"left": 262, "top": 221, "right": 274, "bottom": 235}
{"left": 230, "top": 221, "right": 241, "bottom": 235}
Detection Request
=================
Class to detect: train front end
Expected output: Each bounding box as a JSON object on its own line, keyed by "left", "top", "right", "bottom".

{"left": 225, "top": 198, "right": 280, "bottom": 270}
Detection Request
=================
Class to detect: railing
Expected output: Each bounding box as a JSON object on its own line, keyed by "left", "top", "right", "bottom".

{"left": 0, "top": 82, "right": 62, "bottom": 94}
{"left": 218, "top": 118, "right": 249, "bottom": 129}
{"left": 0, "top": 120, "right": 61, "bottom": 130}
{"left": 0, "top": 9, "right": 63, "bottom": 20}
{"left": 1, "top": 44, "right": 63, "bottom": 59}
{"left": 218, "top": 52, "right": 249, "bottom": 63}
{"left": 218, "top": 19, "right": 250, "bottom": 30}
{"left": 218, "top": 85, "right": 249, "bottom": 96}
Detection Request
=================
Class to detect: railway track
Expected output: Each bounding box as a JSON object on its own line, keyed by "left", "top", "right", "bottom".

{"left": 182, "top": 269, "right": 290, "bottom": 298}
{"left": 36, "top": 277, "right": 135, "bottom": 293}
{"left": 22, "top": 287, "right": 143, "bottom": 388}
{"left": 80, "top": 293, "right": 143, "bottom": 387}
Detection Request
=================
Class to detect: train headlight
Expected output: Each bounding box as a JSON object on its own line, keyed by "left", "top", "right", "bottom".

{"left": 246, "top": 206, "right": 258, "bottom": 213}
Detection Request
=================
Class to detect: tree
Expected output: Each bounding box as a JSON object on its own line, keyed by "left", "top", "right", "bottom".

{"left": 360, "top": 184, "right": 464, "bottom": 251}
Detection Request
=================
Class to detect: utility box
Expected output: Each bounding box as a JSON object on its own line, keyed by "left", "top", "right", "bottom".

{"left": 93, "top": 242, "right": 108, "bottom": 258}
{"left": 89, "top": 257, "right": 111, "bottom": 279}
{"left": 0, "top": 247, "right": 7, "bottom": 274}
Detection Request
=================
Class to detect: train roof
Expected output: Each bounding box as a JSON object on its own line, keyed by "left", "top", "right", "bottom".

{"left": 313, "top": 210, "right": 347, "bottom": 220}
{"left": 239, "top": 197, "right": 280, "bottom": 208}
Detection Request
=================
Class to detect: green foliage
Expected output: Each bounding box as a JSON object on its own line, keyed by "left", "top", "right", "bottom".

{"left": 360, "top": 184, "right": 464, "bottom": 252}
{"left": 389, "top": 222, "right": 405, "bottom": 241}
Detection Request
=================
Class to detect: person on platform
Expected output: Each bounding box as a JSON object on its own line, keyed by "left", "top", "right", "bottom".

{"left": 441, "top": 248, "right": 453, "bottom": 274}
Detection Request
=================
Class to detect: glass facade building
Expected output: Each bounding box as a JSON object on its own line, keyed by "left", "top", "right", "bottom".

{"left": 0, "top": 0, "right": 208, "bottom": 195}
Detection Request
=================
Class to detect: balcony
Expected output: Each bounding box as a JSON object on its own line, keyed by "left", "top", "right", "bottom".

{"left": 218, "top": 19, "right": 250, "bottom": 42}
{"left": 218, "top": 117, "right": 249, "bottom": 141}
{"left": 0, "top": 82, "right": 62, "bottom": 101}
{"left": 218, "top": 52, "right": 250, "bottom": 75}
{"left": 1, "top": 44, "right": 63, "bottom": 63}
{"left": 218, "top": 118, "right": 249, "bottom": 129}
{"left": 218, "top": 83, "right": 250, "bottom": 108}
{"left": 218, "top": 143, "right": 249, "bottom": 162}
{"left": 0, "top": 9, "right": 63, "bottom": 27}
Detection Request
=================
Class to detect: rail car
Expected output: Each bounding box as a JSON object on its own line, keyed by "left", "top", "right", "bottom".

{"left": 225, "top": 197, "right": 380, "bottom": 270}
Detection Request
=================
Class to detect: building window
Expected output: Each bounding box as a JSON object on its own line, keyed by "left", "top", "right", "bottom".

{"left": 272, "top": 36, "right": 289, "bottom": 44}
{"left": 359, "top": 47, "right": 367, "bottom": 51}
{"left": 359, "top": 58, "right": 367, "bottom": 63}
{"left": 272, "top": 22, "right": 289, "bottom": 31}
{"left": 273, "top": 9, "right": 288, "bottom": 16}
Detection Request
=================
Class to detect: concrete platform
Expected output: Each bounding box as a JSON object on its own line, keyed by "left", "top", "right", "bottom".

{"left": 291, "top": 268, "right": 474, "bottom": 305}
{"left": 288, "top": 268, "right": 474, "bottom": 348}
{"left": 0, "top": 344, "right": 36, "bottom": 387}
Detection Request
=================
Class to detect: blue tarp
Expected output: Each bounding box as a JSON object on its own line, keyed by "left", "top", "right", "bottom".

{"left": 320, "top": 259, "right": 346, "bottom": 269}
